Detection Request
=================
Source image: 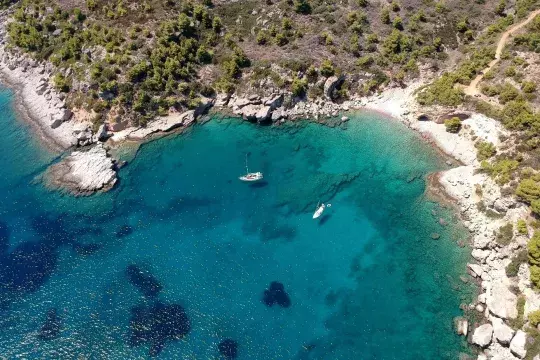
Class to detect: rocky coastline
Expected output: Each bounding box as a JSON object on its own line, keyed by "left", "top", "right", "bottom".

{"left": 0, "top": 9, "right": 539, "bottom": 359}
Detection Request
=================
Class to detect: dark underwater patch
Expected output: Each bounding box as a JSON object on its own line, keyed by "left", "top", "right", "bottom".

{"left": 38, "top": 308, "right": 61, "bottom": 341}
{"left": 129, "top": 302, "right": 190, "bottom": 356}
{"left": 115, "top": 225, "right": 134, "bottom": 238}
{"left": 218, "top": 339, "right": 238, "bottom": 359}
{"left": 0, "top": 241, "right": 58, "bottom": 293}
{"left": 126, "top": 264, "right": 162, "bottom": 297}
{"left": 263, "top": 281, "right": 291, "bottom": 308}
{"left": 73, "top": 242, "right": 102, "bottom": 256}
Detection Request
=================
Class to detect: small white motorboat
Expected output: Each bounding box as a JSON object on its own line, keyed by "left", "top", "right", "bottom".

{"left": 239, "top": 155, "right": 263, "bottom": 182}
{"left": 313, "top": 203, "right": 325, "bottom": 219}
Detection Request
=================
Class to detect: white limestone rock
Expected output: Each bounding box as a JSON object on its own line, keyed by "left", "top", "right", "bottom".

{"left": 45, "top": 144, "right": 116, "bottom": 195}
{"left": 472, "top": 323, "right": 493, "bottom": 348}
{"left": 492, "top": 317, "right": 515, "bottom": 346}
{"left": 487, "top": 281, "right": 518, "bottom": 319}
{"left": 509, "top": 330, "right": 527, "bottom": 359}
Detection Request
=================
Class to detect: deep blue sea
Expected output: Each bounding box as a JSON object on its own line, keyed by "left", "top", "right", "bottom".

{"left": 0, "top": 85, "right": 475, "bottom": 359}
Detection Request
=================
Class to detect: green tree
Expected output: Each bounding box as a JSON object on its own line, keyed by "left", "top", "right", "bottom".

{"left": 53, "top": 73, "right": 70, "bottom": 93}
{"left": 475, "top": 141, "right": 496, "bottom": 160}
{"left": 381, "top": 8, "right": 391, "bottom": 24}
{"left": 529, "top": 310, "right": 540, "bottom": 326}
{"left": 517, "top": 219, "right": 528, "bottom": 235}
{"left": 393, "top": 16, "right": 403, "bottom": 30}
{"left": 291, "top": 77, "right": 308, "bottom": 97}
{"left": 319, "top": 59, "right": 335, "bottom": 77}
{"left": 294, "top": 0, "right": 312, "bottom": 14}
{"left": 516, "top": 178, "right": 540, "bottom": 205}
{"left": 529, "top": 231, "right": 540, "bottom": 266}
{"left": 444, "top": 117, "right": 461, "bottom": 133}
{"left": 495, "top": 0, "right": 506, "bottom": 15}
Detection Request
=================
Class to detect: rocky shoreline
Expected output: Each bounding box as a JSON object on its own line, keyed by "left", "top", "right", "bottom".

{"left": 0, "top": 8, "right": 538, "bottom": 359}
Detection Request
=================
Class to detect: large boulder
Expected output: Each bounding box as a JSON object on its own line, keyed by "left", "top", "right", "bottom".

{"left": 487, "top": 281, "right": 518, "bottom": 319}
{"left": 255, "top": 105, "right": 272, "bottom": 122}
{"left": 472, "top": 324, "right": 493, "bottom": 348}
{"left": 509, "top": 330, "right": 527, "bottom": 358}
{"left": 92, "top": 124, "right": 108, "bottom": 143}
{"left": 264, "top": 94, "right": 283, "bottom": 110}
{"left": 323, "top": 75, "right": 345, "bottom": 100}
{"left": 492, "top": 317, "right": 515, "bottom": 346}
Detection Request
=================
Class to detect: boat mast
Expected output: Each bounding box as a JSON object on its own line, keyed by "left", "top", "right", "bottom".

{"left": 245, "top": 154, "right": 249, "bottom": 174}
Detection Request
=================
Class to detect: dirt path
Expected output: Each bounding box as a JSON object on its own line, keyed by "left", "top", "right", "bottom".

{"left": 464, "top": 9, "right": 540, "bottom": 97}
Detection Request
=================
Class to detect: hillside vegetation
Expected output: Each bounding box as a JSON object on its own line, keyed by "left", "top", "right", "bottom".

{"left": 3, "top": 0, "right": 517, "bottom": 127}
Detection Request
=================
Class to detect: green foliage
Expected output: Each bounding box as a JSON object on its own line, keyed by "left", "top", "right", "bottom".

{"left": 391, "top": 1, "right": 400, "bottom": 11}
{"left": 256, "top": 30, "right": 269, "bottom": 45}
{"left": 529, "top": 310, "right": 540, "bottom": 327}
{"left": 444, "top": 117, "right": 461, "bottom": 133}
{"left": 529, "top": 231, "right": 540, "bottom": 267}
{"left": 496, "top": 223, "right": 514, "bottom": 246}
{"left": 495, "top": 0, "right": 506, "bottom": 15}
{"left": 381, "top": 8, "right": 391, "bottom": 24}
{"left": 294, "top": 0, "right": 312, "bottom": 14}
{"left": 506, "top": 249, "right": 528, "bottom": 277}
{"left": 518, "top": 219, "right": 529, "bottom": 235}
{"left": 509, "top": 295, "right": 526, "bottom": 329}
{"left": 498, "top": 83, "right": 521, "bottom": 104}
{"left": 481, "top": 158, "right": 519, "bottom": 185}
{"left": 291, "top": 77, "right": 308, "bottom": 97}
{"left": 53, "top": 73, "right": 70, "bottom": 93}
{"left": 522, "top": 81, "right": 537, "bottom": 94}
{"left": 531, "top": 265, "right": 540, "bottom": 289}
{"left": 392, "top": 16, "right": 403, "bottom": 30}
{"left": 320, "top": 59, "right": 335, "bottom": 77}
{"left": 417, "top": 73, "right": 464, "bottom": 107}
{"left": 475, "top": 141, "right": 496, "bottom": 161}
{"left": 517, "top": 179, "right": 540, "bottom": 206}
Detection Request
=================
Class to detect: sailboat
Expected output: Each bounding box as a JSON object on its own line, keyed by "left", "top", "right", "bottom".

{"left": 239, "top": 155, "right": 263, "bottom": 182}
{"left": 313, "top": 203, "right": 325, "bottom": 219}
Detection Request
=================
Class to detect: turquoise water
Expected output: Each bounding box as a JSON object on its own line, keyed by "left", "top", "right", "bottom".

{"left": 0, "top": 85, "right": 474, "bottom": 359}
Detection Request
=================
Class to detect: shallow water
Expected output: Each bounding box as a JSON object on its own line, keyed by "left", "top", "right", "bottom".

{"left": 0, "top": 86, "right": 474, "bottom": 359}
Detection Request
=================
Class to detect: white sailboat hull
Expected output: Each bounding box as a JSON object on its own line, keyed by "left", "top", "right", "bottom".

{"left": 239, "top": 172, "right": 263, "bottom": 182}
{"left": 313, "top": 204, "right": 325, "bottom": 219}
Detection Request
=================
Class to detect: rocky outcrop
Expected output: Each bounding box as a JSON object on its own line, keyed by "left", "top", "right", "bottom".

{"left": 45, "top": 145, "right": 117, "bottom": 195}
{"left": 491, "top": 317, "right": 515, "bottom": 346}
{"left": 509, "top": 330, "right": 527, "bottom": 359}
{"left": 472, "top": 324, "right": 493, "bottom": 348}
{"left": 487, "top": 282, "right": 518, "bottom": 320}
{"left": 324, "top": 75, "right": 345, "bottom": 100}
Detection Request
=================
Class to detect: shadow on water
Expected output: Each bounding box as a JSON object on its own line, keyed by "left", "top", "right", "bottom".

{"left": 317, "top": 214, "right": 332, "bottom": 226}
{"left": 249, "top": 180, "right": 268, "bottom": 189}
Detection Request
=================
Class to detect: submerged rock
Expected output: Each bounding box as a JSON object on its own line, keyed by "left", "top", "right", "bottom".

{"left": 263, "top": 281, "right": 291, "bottom": 308}
{"left": 454, "top": 317, "right": 468, "bottom": 337}
{"left": 38, "top": 308, "right": 61, "bottom": 340}
{"left": 129, "top": 302, "right": 190, "bottom": 356}
{"left": 126, "top": 264, "right": 163, "bottom": 298}
{"left": 218, "top": 339, "right": 238, "bottom": 359}
{"left": 45, "top": 144, "right": 117, "bottom": 195}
